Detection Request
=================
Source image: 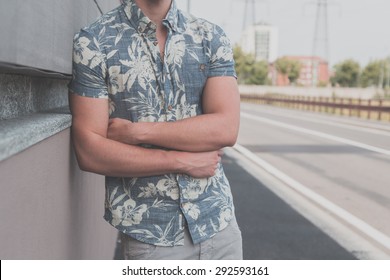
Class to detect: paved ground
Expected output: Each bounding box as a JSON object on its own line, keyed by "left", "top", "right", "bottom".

{"left": 223, "top": 154, "right": 356, "bottom": 260}
{"left": 239, "top": 103, "right": 390, "bottom": 239}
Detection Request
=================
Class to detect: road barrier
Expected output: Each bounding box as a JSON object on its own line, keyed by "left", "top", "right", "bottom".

{"left": 241, "top": 94, "right": 390, "bottom": 122}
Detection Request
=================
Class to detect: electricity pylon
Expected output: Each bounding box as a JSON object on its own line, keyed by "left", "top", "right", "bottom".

{"left": 238, "top": 0, "right": 268, "bottom": 31}
{"left": 312, "top": 0, "right": 330, "bottom": 63}
{"left": 310, "top": 0, "right": 331, "bottom": 86}
{"left": 243, "top": 0, "right": 256, "bottom": 30}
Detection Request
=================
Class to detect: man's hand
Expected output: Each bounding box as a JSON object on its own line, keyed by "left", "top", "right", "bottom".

{"left": 107, "top": 118, "right": 147, "bottom": 145}
{"left": 175, "top": 150, "right": 223, "bottom": 178}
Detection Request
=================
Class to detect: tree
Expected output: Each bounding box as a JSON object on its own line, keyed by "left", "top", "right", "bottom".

{"left": 246, "top": 60, "right": 269, "bottom": 85}
{"left": 287, "top": 60, "right": 302, "bottom": 84}
{"left": 274, "top": 57, "right": 301, "bottom": 85}
{"left": 331, "top": 59, "right": 360, "bottom": 87}
{"left": 233, "top": 46, "right": 269, "bottom": 85}
{"left": 360, "top": 60, "right": 382, "bottom": 88}
{"left": 360, "top": 59, "right": 390, "bottom": 88}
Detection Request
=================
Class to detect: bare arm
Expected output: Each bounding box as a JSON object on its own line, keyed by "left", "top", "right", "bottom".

{"left": 107, "top": 76, "right": 240, "bottom": 152}
{"left": 69, "top": 93, "right": 221, "bottom": 178}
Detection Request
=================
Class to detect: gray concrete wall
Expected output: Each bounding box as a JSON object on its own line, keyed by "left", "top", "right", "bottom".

{"left": 0, "top": 0, "right": 118, "bottom": 74}
{"left": 0, "top": 74, "right": 69, "bottom": 120}
{"left": 0, "top": 0, "right": 120, "bottom": 259}
{"left": 0, "top": 74, "right": 119, "bottom": 259}
{"left": 0, "top": 129, "right": 116, "bottom": 259}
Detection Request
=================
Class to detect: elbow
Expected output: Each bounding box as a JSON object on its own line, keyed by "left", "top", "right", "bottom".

{"left": 227, "top": 138, "right": 238, "bottom": 147}
{"left": 223, "top": 134, "right": 238, "bottom": 147}
{"left": 74, "top": 149, "right": 97, "bottom": 173}
{"left": 77, "top": 157, "right": 94, "bottom": 173}
{"left": 76, "top": 153, "right": 107, "bottom": 176}
{"left": 71, "top": 128, "right": 107, "bottom": 175}
{"left": 72, "top": 143, "right": 103, "bottom": 174}
{"left": 223, "top": 122, "right": 239, "bottom": 147}
{"left": 217, "top": 127, "right": 239, "bottom": 148}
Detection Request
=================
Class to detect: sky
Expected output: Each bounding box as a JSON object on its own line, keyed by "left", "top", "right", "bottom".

{"left": 176, "top": 0, "right": 390, "bottom": 67}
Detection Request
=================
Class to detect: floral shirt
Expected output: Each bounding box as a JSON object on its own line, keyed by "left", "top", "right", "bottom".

{"left": 68, "top": 0, "right": 237, "bottom": 246}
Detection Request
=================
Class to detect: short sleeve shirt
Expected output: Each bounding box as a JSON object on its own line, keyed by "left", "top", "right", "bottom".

{"left": 68, "top": 0, "right": 237, "bottom": 246}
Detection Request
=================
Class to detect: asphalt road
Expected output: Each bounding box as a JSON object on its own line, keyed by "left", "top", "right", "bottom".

{"left": 231, "top": 102, "right": 390, "bottom": 259}
{"left": 224, "top": 153, "right": 356, "bottom": 260}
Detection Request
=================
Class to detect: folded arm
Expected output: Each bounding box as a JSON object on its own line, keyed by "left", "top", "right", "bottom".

{"left": 69, "top": 93, "right": 221, "bottom": 178}
{"left": 108, "top": 76, "right": 240, "bottom": 152}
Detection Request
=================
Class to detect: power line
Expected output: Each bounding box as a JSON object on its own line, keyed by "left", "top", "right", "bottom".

{"left": 386, "top": 58, "right": 390, "bottom": 89}
{"left": 93, "top": 0, "right": 104, "bottom": 15}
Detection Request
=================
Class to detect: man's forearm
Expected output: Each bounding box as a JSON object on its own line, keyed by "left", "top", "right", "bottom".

{"left": 107, "top": 76, "right": 240, "bottom": 152}
{"left": 140, "top": 76, "right": 240, "bottom": 152}
{"left": 137, "top": 113, "right": 239, "bottom": 152}
{"left": 73, "top": 127, "right": 175, "bottom": 177}
{"left": 68, "top": 93, "right": 221, "bottom": 178}
{"left": 72, "top": 126, "right": 220, "bottom": 178}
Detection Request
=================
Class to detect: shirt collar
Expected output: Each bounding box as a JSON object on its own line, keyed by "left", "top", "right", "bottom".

{"left": 122, "top": 0, "right": 179, "bottom": 34}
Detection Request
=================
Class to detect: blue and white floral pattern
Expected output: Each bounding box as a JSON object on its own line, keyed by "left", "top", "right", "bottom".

{"left": 69, "top": 0, "right": 236, "bottom": 246}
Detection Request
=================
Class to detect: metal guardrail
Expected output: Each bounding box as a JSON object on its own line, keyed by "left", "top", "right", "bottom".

{"left": 241, "top": 94, "right": 390, "bottom": 121}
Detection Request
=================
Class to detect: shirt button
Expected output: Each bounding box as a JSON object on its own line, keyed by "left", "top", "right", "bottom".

{"left": 168, "top": 105, "right": 173, "bottom": 110}
{"left": 153, "top": 41, "right": 158, "bottom": 46}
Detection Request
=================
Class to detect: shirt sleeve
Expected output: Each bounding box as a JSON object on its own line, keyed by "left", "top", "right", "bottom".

{"left": 207, "top": 25, "right": 237, "bottom": 78}
{"left": 68, "top": 29, "right": 108, "bottom": 98}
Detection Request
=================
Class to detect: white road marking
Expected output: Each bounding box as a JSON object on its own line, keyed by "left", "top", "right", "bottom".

{"left": 242, "top": 106, "right": 390, "bottom": 137}
{"left": 241, "top": 112, "right": 390, "bottom": 157}
{"left": 234, "top": 143, "right": 390, "bottom": 251}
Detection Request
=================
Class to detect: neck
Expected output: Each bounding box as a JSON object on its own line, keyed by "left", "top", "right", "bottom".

{"left": 134, "top": 0, "right": 172, "bottom": 25}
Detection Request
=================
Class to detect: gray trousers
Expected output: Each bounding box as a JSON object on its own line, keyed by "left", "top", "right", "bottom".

{"left": 120, "top": 217, "right": 243, "bottom": 260}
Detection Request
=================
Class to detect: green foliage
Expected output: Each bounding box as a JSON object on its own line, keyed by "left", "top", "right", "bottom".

{"left": 360, "top": 59, "right": 390, "bottom": 88}
{"left": 274, "top": 57, "right": 302, "bottom": 84}
{"left": 360, "top": 60, "right": 382, "bottom": 87}
{"left": 233, "top": 46, "right": 269, "bottom": 85}
{"left": 331, "top": 59, "right": 360, "bottom": 87}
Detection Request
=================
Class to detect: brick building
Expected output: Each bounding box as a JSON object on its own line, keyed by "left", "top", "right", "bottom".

{"left": 270, "top": 56, "right": 330, "bottom": 86}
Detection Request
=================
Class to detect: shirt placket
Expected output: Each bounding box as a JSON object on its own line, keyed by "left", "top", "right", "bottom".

{"left": 161, "top": 23, "right": 175, "bottom": 121}
{"left": 143, "top": 26, "right": 176, "bottom": 121}
{"left": 161, "top": 26, "right": 187, "bottom": 241}
{"left": 143, "top": 24, "right": 187, "bottom": 243}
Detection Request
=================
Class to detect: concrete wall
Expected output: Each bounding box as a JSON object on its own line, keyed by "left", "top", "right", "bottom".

{"left": 0, "top": 0, "right": 118, "bottom": 74}
{"left": 0, "top": 74, "right": 68, "bottom": 121}
{"left": 0, "top": 129, "right": 116, "bottom": 259}
{"left": 0, "top": 0, "right": 119, "bottom": 259}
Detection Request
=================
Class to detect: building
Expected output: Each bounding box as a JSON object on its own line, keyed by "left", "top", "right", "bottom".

{"left": 240, "top": 22, "right": 278, "bottom": 63}
{"left": 272, "top": 56, "right": 330, "bottom": 86}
